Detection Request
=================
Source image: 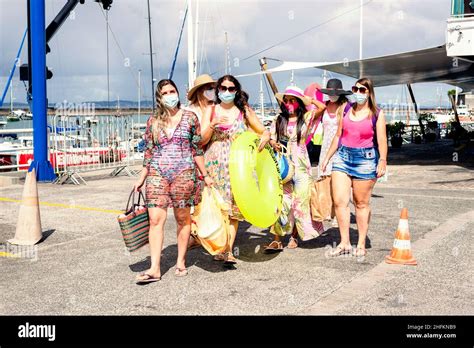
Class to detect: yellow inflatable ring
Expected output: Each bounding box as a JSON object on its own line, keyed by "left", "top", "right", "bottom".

{"left": 229, "top": 131, "right": 283, "bottom": 228}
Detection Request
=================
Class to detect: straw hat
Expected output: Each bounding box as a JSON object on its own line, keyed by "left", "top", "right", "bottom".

{"left": 275, "top": 86, "right": 311, "bottom": 106}
{"left": 187, "top": 74, "right": 216, "bottom": 100}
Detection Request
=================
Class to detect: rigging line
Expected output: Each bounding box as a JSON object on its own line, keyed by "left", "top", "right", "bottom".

{"left": 97, "top": 4, "right": 140, "bottom": 88}
{"left": 210, "top": 0, "right": 372, "bottom": 76}
{"left": 169, "top": 3, "right": 188, "bottom": 80}
{"left": 0, "top": 28, "right": 27, "bottom": 107}
{"left": 241, "top": 0, "right": 373, "bottom": 62}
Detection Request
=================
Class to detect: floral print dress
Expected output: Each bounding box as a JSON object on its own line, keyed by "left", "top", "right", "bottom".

{"left": 204, "top": 108, "right": 247, "bottom": 221}
{"left": 143, "top": 108, "right": 203, "bottom": 209}
{"left": 270, "top": 112, "right": 325, "bottom": 240}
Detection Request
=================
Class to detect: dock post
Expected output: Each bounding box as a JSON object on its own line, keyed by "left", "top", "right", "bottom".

{"left": 29, "top": 0, "right": 56, "bottom": 181}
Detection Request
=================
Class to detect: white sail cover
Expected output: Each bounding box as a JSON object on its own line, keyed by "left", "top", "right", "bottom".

{"left": 239, "top": 45, "right": 474, "bottom": 92}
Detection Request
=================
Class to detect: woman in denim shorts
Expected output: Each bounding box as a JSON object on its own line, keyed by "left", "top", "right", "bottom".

{"left": 321, "top": 77, "right": 388, "bottom": 257}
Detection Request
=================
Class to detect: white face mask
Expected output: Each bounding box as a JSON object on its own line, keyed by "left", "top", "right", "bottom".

{"left": 354, "top": 93, "right": 368, "bottom": 105}
{"left": 163, "top": 93, "right": 179, "bottom": 108}
{"left": 328, "top": 95, "right": 340, "bottom": 103}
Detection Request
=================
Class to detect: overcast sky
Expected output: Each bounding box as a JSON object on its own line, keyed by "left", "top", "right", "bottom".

{"left": 0, "top": 0, "right": 457, "bottom": 107}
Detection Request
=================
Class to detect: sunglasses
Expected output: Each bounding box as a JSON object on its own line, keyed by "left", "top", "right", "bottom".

{"left": 351, "top": 86, "right": 368, "bottom": 93}
{"left": 218, "top": 85, "right": 237, "bottom": 93}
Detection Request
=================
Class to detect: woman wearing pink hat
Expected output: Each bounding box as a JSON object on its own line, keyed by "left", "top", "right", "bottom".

{"left": 265, "top": 86, "right": 326, "bottom": 252}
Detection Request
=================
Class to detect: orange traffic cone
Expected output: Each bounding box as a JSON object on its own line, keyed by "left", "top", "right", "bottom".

{"left": 8, "top": 169, "right": 43, "bottom": 245}
{"left": 385, "top": 208, "right": 417, "bottom": 265}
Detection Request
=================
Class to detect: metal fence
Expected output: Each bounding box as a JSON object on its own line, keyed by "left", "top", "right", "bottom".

{"left": 49, "top": 113, "right": 140, "bottom": 184}
{"left": 0, "top": 113, "right": 143, "bottom": 184}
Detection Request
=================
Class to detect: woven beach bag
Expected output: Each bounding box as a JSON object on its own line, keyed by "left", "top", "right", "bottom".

{"left": 117, "top": 190, "right": 150, "bottom": 252}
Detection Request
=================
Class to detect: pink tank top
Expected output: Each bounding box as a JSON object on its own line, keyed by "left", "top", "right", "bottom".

{"left": 340, "top": 110, "right": 375, "bottom": 148}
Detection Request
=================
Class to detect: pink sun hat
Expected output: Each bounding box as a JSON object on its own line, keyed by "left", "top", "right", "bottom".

{"left": 304, "top": 83, "right": 324, "bottom": 111}
{"left": 275, "top": 86, "right": 311, "bottom": 106}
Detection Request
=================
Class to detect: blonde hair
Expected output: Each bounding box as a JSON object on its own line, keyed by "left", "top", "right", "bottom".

{"left": 152, "top": 79, "right": 181, "bottom": 142}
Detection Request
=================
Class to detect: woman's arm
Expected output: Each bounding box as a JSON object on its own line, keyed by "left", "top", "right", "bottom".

{"left": 191, "top": 112, "right": 213, "bottom": 186}
{"left": 199, "top": 106, "right": 216, "bottom": 146}
{"left": 134, "top": 117, "right": 153, "bottom": 191}
{"left": 375, "top": 110, "right": 388, "bottom": 178}
{"left": 321, "top": 113, "right": 344, "bottom": 172}
{"left": 245, "top": 106, "right": 271, "bottom": 151}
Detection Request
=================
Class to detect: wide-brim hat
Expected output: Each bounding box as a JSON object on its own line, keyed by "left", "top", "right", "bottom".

{"left": 275, "top": 86, "right": 311, "bottom": 106}
{"left": 320, "top": 78, "right": 352, "bottom": 96}
{"left": 187, "top": 74, "right": 216, "bottom": 100}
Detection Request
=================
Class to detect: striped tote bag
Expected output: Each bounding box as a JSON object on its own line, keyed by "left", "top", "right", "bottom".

{"left": 117, "top": 190, "right": 150, "bottom": 252}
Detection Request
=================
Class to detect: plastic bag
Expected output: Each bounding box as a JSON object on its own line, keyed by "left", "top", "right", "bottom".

{"left": 191, "top": 187, "right": 230, "bottom": 255}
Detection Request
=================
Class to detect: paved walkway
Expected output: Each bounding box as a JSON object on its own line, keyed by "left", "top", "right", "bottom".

{"left": 0, "top": 141, "right": 473, "bottom": 315}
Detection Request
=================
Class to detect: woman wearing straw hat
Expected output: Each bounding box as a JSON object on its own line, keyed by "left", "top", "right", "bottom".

{"left": 264, "top": 86, "right": 326, "bottom": 252}
{"left": 314, "top": 79, "right": 353, "bottom": 225}
{"left": 321, "top": 77, "right": 387, "bottom": 257}
{"left": 186, "top": 74, "right": 217, "bottom": 250}
{"left": 187, "top": 74, "right": 217, "bottom": 123}
{"left": 200, "top": 75, "right": 271, "bottom": 265}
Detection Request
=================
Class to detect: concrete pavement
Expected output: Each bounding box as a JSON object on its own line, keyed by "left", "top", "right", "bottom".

{"left": 0, "top": 141, "right": 473, "bottom": 315}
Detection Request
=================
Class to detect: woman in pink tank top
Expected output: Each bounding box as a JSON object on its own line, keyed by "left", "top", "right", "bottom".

{"left": 321, "top": 78, "right": 388, "bottom": 258}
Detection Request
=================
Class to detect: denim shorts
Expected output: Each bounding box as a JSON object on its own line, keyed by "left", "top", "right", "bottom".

{"left": 332, "top": 145, "right": 379, "bottom": 180}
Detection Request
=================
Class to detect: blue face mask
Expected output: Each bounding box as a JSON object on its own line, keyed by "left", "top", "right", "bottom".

{"left": 218, "top": 91, "right": 236, "bottom": 104}
{"left": 354, "top": 93, "right": 368, "bottom": 105}
{"left": 163, "top": 93, "right": 179, "bottom": 108}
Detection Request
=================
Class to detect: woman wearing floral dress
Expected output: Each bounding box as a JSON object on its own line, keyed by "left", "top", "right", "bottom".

{"left": 200, "top": 75, "right": 271, "bottom": 265}
{"left": 133, "top": 79, "right": 213, "bottom": 283}
{"left": 265, "top": 86, "right": 326, "bottom": 252}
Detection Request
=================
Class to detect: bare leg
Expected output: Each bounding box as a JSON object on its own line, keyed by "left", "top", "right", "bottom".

{"left": 136, "top": 207, "right": 167, "bottom": 280}
{"left": 228, "top": 218, "right": 239, "bottom": 255}
{"left": 174, "top": 207, "right": 191, "bottom": 270}
{"left": 331, "top": 171, "right": 352, "bottom": 250}
{"left": 352, "top": 179, "right": 376, "bottom": 251}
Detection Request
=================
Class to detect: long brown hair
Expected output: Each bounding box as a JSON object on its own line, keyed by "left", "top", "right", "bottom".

{"left": 355, "top": 77, "right": 378, "bottom": 118}
{"left": 153, "top": 79, "right": 181, "bottom": 141}
{"left": 215, "top": 75, "right": 248, "bottom": 119}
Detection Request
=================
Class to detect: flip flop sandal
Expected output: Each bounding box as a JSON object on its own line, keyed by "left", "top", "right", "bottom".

{"left": 224, "top": 252, "right": 237, "bottom": 265}
{"left": 286, "top": 237, "right": 298, "bottom": 249}
{"left": 353, "top": 248, "right": 367, "bottom": 257}
{"left": 135, "top": 273, "right": 161, "bottom": 284}
{"left": 213, "top": 253, "right": 225, "bottom": 261}
{"left": 174, "top": 268, "right": 188, "bottom": 277}
{"left": 329, "top": 246, "right": 352, "bottom": 257}
{"left": 264, "top": 241, "right": 284, "bottom": 254}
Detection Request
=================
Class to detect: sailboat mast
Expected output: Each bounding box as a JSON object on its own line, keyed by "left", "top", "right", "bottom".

{"left": 359, "top": 0, "right": 363, "bottom": 60}
{"left": 187, "top": 0, "right": 196, "bottom": 88}
{"left": 146, "top": 0, "right": 155, "bottom": 112}
{"left": 138, "top": 69, "right": 141, "bottom": 118}
{"left": 259, "top": 76, "right": 265, "bottom": 118}
{"left": 224, "top": 31, "right": 230, "bottom": 75}
{"left": 194, "top": 0, "right": 199, "bottom": 74}
{"left": 10, "top": 74, "right": 13, "bottom": 112}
